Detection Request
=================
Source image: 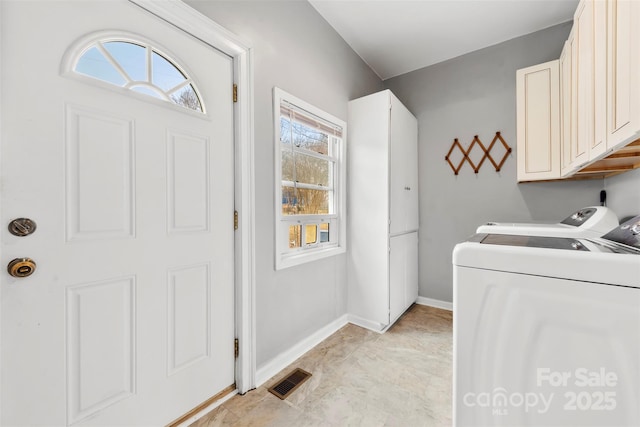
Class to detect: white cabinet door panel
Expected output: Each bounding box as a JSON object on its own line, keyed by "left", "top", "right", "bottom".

{"left": 607, "top": 0, "right": 640, "bottom": 150}
{"left": 389, "top": 94, "right": 419, "bottom": 235}
{"left": 389, "top": 232, "right": 419, "bottom": 325}
{"left": 516, "top": 60, "right": 560, "bottom": 181}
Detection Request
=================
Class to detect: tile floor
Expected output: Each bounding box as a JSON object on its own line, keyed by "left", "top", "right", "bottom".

{"left": 191, "top": 305, "right": 453, "bottom": 427}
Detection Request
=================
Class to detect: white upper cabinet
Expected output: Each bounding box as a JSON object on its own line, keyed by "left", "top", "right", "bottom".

{"left": 607, "top": 0, "right": 640, "bottom": 151}
{"left": 516, "top": 60, "right": 560, "bottom": 182}
{"left": 519, "top": 0, "right": 640, "bottom": 182}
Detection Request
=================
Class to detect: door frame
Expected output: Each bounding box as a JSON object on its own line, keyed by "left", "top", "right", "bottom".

{"left": 127, "top": 0, "right": 257, "bottom": 394}
{"left": 0, "top": 0, "right": 257, "bottom": 402}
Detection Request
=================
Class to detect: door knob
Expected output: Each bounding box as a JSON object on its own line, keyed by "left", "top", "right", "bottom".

{"left": 7, "top": 258, "right": 36, "bottom": 278}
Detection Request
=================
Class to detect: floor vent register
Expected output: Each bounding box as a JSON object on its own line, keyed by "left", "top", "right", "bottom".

{"left": 268, "top": 368, "right": 312, "bottom": 400}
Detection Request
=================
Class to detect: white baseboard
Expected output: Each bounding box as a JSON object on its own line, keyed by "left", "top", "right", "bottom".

{"left": 255, "top": 314, "right": 349, "bottom": 387}
{"left": 346, "top": 313, "right": 386, "bottom": 333}
{"left": 416, "top": 296, "right": 453, "bottom": 311}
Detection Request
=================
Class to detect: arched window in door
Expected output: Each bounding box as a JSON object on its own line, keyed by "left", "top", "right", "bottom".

{"left": 71, "top": 38, "right": 204, "bottom": 113}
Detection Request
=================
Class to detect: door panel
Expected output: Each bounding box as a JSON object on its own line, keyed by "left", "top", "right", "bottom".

{"left": 607, "top": 0, "right": 640, "bottom": 150}
{"left": 575, "top": 0, "right": 593, "bottom": 166}
{"left": 516, "top": 61, "right": 560, "bottom": 181}
{"left": 67, "top": 277, "right": 136, "bottom": 425}
{"left": 66, "top": 105, "right": 136, "bottom": 240}
{"left": 591, "top": 0, "right": 607, "bottom": 159}
{"left": 389, "top": 232, "right": 418, "bottom": 325}
{"left": 560, "top": 39, "right": 574, "bottom": 176}
{"left": 389, "top": 94, "right": 418, "bottom": 234}
{"left": 1, "top": 1, "right": 235, "bottom": 425}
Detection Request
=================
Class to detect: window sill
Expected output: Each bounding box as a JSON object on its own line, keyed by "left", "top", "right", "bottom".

{"left": 276, "top": 245, "right": 346, "bottom": 270}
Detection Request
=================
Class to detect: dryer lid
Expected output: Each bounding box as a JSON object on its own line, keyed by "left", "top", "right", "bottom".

{"left": 602, "top": 215, "right": 640, "bottom": 251}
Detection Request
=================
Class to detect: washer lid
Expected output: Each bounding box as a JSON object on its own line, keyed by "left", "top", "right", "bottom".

{"left": 478, "top": 234, "right": 591, "bottom": 252}
{"left": 453, "top": 236, "right": 640, "bottom": 288}
{"left": 476, "top": 206, "right": 619, "bottom": 238}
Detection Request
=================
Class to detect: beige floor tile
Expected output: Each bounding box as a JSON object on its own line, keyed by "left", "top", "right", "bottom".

{"left": 191, "top": 304, "right": 452, "bottom": 427}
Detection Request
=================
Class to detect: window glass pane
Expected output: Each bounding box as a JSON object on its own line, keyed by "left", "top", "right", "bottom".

{"left": 153, "top": 51, "right": 187, "bottom": 91}
{"left": 296, "top": 188, "right": 329, "bottom": 215}
{"left": 320, "top": 223, "right": 330, "bottom": 243}
{"left": 305, "top": 225, "right": 317, "bottom": 245}
{"left": 295, "top": 153, "right": 331, "bottom": 187}
{"left": 75, "top": 46, "right": 126, "bottom": 86}
{"left": 170, "top": 84, "right": 202, "bottom": 112}
{"left": 290, "top": 119, "right": 329, "bottom": 155}
{"left": 280, "top": 117, "right": 292, "bottom": 145}
{"left": 281, "top": 149, "right": 294, "bottom": 182}
{"left": 132, "top": 85, "right": 164, "bottom": 99}
{"left": 282, "top": 186, "right": 298, "bottom": 215}
{"left": 281, "top": 187, "right": 330, "bottom": 216}
{"left": 289, "top": 225, "right": 302, "bottom": 249}
{"left": 103, "top": 41, "right": 146, "bottom": 82}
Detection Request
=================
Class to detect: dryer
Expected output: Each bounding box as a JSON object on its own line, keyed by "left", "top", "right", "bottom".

{"left": 476, "top": 205, "right": 619, "bottom": 238}
{"left": 454, "top": 216, "right": 640, "bottom": 426}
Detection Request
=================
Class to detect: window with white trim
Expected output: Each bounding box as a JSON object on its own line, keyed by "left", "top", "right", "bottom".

{"left": 274, "top": 88, "right": 346, "bottom": 269}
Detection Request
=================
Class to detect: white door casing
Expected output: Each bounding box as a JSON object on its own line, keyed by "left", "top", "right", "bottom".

{"left": 0, "top": 0, "right": 256, "bottom": 424}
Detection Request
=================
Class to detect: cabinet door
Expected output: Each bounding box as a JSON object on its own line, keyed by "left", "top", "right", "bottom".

{"left": 607, "top": 0, "right": 640, "bottom": 150}
{"left": 591, "top": 0, "right": 608, "bottom": 160}
{"left": 389, "top": 235, "right": 405, "bottom": 325}
{"left": 389, "top": 232, "right": 418, "bottom": 325}
{"left": 404, "top": 232, "right": 419, "bottom": 310}
{"left": 574, "top": 0, "right": 593, "bottom": 167}
{"left": 560, "top": 38, "right": 575, "bottom": 177}
{"left": 516, "top": 60, "right": 561, "bottom": 181}
{"left": 389, "top": 94, "right": 418, "bottom": 234}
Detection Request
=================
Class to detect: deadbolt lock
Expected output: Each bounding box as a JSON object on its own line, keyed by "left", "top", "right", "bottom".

{"left": 8, "top": 258, "right": 37, "bottom": 278}
{"left": 8, "top": 218, "right": 37, "bottom": 237}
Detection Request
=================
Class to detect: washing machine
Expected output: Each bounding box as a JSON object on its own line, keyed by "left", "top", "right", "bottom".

{"left": 476, "top": 205, "right": 619, "bottom": 238}
{"left": 453, "top": 216, "right": 640, "bottom": 426}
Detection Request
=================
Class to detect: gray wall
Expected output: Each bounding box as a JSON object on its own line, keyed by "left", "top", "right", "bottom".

{"left": 385, "top": 22, "right": 605, "bottom": 303}
{"left": 185, "top": 0, "right": 383, "bottom": 368}
{"left": 605, "top": 169, "right": 640, "bottom": 221}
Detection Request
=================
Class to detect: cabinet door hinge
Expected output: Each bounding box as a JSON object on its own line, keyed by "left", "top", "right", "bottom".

{"left": 233, "top": 84, "right": 238, "bottom": 103}
{"left": 234, "top": 210, "right": 238, "bottom": 230}
{"left": 234, "top": 338, "right": 239, "bottom": 359}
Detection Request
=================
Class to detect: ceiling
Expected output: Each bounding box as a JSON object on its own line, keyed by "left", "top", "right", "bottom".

{"left": 308, "top": 0, "right": 578, "bottom": 80}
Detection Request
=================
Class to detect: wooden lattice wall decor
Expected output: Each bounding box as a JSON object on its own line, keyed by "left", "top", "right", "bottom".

{"left": 445, "top": 131, "right": 512, "bottom": 175}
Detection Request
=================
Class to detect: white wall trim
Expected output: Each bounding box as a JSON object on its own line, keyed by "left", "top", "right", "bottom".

{"left": 416, "top": 296, "right": 453, "bottom": 311}
{"left": 255, "top": 315, "right": 349, "bottom": 387}
{"left": 346, "top": 314, "right": 386, "bottom": 333}
{"left": 128, "top": 0, "right": 256, "bottom": 394}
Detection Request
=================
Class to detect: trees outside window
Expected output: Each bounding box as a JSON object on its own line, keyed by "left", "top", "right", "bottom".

{"left": 274, "top": 88, "right": 346, "bottom": 269}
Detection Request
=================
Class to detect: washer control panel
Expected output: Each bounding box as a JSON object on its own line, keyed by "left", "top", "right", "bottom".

{"left": 603, "top": 215, "right": 640, "bottom": 250}
{"left": 560, "top": 207, "right": 597, "bottom": 226}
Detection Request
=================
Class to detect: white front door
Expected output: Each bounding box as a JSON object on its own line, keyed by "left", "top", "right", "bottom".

{"left": 1, "top": 1, "right": 235, "bottom": 425}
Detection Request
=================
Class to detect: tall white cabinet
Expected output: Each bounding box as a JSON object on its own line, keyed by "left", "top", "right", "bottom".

{"left": 347, "top": 90, "right": 419, "bottom": 331}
